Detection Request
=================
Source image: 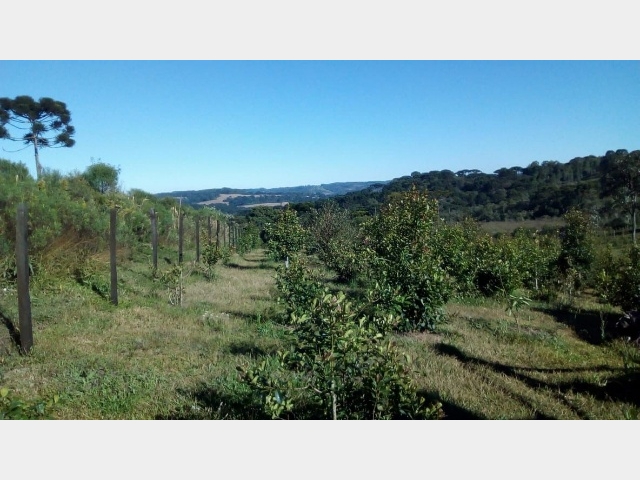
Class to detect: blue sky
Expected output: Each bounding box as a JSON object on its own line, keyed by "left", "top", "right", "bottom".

{"left": 1, "top": 60, "right": 638, "bottom": 194}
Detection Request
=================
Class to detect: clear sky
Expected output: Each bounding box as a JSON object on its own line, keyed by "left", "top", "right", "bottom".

{"left": 1, "top": 60, "right": 638, "bottom": 194}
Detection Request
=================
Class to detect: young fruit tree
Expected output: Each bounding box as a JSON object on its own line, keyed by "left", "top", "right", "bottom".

{"left": 264, "top": 206, "right": 307, "bottom": 264}
{"left": 0, "top": 95, "right": 76, "bottom": 179}
{"left": 363, "top": 186, "right": 452, "bottom": 332}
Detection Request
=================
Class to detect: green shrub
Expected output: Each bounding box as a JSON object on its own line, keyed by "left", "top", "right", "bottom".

{"left": 241, "top": 291, "right": 443, "bottom": 420}
{"left": 0, "top": 387, "right": 59, "bottom": 420}
{"left": 0, "top": 158, "right": 194, "bottom": 288}
{"left": 474, "top": 234, "right": 525, "bottom": 297}
{"left": 597, "top": 245, "right": 640, "bottom": 312}
{"left": 432, "top": 219, "right": 482, "bottom": 296}
{"left": 201, "top": 242, "right": 222, "bottom": 279}
{"left": 556, "top": 208, "right": 596, "bottom": 294}
{"left": 159, "top": 265, "right": 186, "bottom": 306}
{"left": 263, "top": 207, "right": 307, "bottom": 262}
{"left": 511, "top": 227, "right": 560, "bottom": 293}
{"left": 274, "top": 258, "right": 324, "bottom": 321}
{"left": 237, "top": 224, "right": 261, "bottom": 254}
{"left": 363, "top": 187, "right": 452, "bottom": 331}
{"left": 307, "top": 202, "right": 365, "bottom": 282}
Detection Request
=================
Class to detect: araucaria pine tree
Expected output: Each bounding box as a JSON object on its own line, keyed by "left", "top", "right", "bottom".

{"left": 0, "top": 95, "right": 75, "bottom": 179}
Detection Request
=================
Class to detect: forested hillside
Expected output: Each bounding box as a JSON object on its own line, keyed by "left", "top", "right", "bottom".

{"left": 303, "top": 149, "right": 636, "bottom": 228}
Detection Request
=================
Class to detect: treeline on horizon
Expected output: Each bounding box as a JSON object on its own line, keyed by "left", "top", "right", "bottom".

{"left": 157, "top": 182, "right": 383, "bottom": 213}
{"left": 289, "top": 149, "right": 635, "bottom": 228}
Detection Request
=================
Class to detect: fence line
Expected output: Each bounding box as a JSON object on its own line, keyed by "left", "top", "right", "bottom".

{"left": 11, "top": 204, "right": 239, "bottom": 354}
{"left": 110, "top": 208, "right": 118, "bottom": 306}
{"left": 150, "top": 208, "right": 158, "bottom": 271}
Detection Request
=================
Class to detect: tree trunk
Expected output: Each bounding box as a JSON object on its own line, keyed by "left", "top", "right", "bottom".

{"left": 331, "top": 379, "right": 337, "bottom": 420}
{"left": 33, "top": 135, "right": 43, "bottom": 180}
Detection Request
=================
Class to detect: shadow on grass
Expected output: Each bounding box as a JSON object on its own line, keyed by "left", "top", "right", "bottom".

{"left": 532, "top": 305, "right": 619, "bottom": 346}
{"left": 160, "top": 383, "right": 325, "bottom": 420}
{"left": 223, "top": 262, "right": 263, "bottom": 270}
{"left": 0, "top": 310, "right": 21, "bottom": 354}
{"left": 419, "top": 389, "right": 485, "bottom": 419}
{"left": 238, "top": 255, "right": 263, "bottom": 263}
{"left": 556, "top": 371, "right": 640, "bottom": 407}
{"left": 226, "top": 340, "right": 275, "bottom": 358}
{"left": 74, "top": 277, "right": 110, "bottom": 301}
{"left": 224, "top": 259, "right": 275, "bottom": 270}
{"left": 435, "top": 342, "right": 640, "bottom": 417}
{"left": 158, "top": 384, "right": 269, "bottom": 420}
{"left": 224, "top": 310, "right": 257, "bottom": 322}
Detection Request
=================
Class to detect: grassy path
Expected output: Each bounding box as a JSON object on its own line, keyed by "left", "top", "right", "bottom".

{"left": 1, "top": 249, "right": 280, "bottom": 419}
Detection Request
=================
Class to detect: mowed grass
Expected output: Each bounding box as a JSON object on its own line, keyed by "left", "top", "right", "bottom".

{"left": 1, "top": 246, "right": 639, "bottom": 419}
{"left": 0, "top": 247, "right": 284, "bottom": 419}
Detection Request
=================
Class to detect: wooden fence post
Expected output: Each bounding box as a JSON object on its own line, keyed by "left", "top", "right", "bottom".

{"left": 195, "top": 217, "right": 200, "bottom": 262}
{"left": 150, "top": 208, "right": 158, "bottom": 271}
{"left": 216, "top": 220, "right": 220, "bottom": 249}
{"left": 110, "top": 208, "right": 118, "bottom": 306}
{"left": 16, "top": 203, "right": 33, "bottom": 353}
{"left": 178, "top": 212, "right": 184, "bottom": 264}
{"left": 208, "top": 216, "right": 212, "bottom": 244}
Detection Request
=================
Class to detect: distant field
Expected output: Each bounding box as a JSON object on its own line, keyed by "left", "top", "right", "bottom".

{"left": 197, "top": 193, "right": 287, "bottom": 208}
{"left": 480, "top": 218, "right": 565, "bottom": 234}
{"left": 197, "top": 194, "right": 256, "bottom": 205}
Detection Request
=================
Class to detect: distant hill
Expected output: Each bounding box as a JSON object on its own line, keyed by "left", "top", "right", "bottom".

{"left": 155, "top": 181, "right": 386, "bottom": 214}
{"left": 296, "top": 149, "right": 636, "bottom": 229}
{"left": 155, "top": 149, "right": 637, "bottom": 227}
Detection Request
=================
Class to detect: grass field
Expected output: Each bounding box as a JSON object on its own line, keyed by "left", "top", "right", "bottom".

{"left": 1, "top": 245, "right": 639, "bottom": 420}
